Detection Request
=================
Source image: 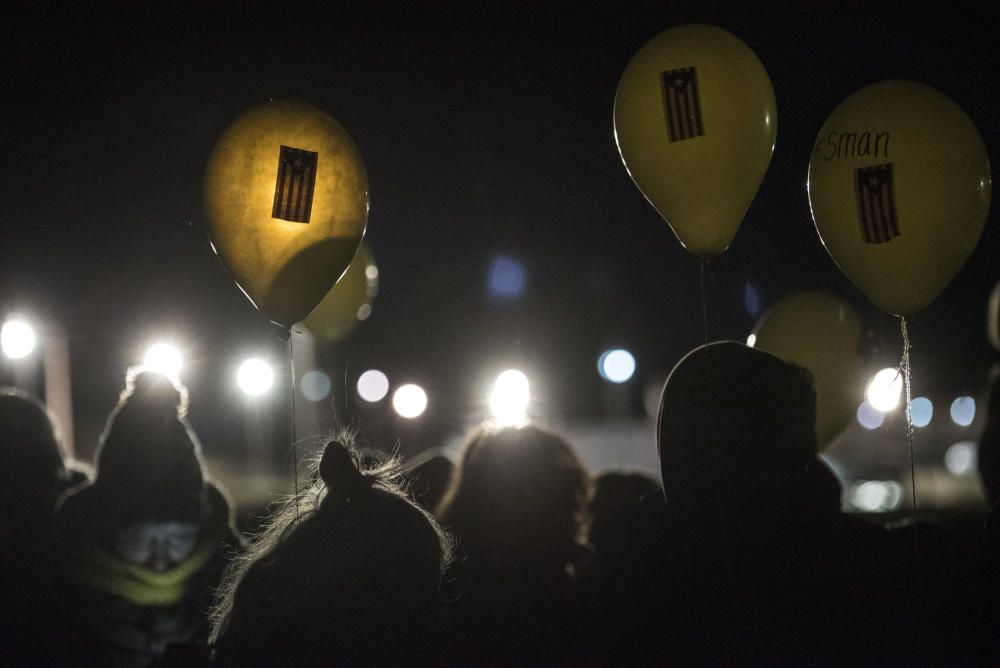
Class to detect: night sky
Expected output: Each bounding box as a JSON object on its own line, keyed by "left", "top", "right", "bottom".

{"left": 2, "top": 2, "right": 996, "bottom": 462}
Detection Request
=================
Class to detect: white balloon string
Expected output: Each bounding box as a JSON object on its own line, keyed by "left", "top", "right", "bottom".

{"left": 900, "top": 316, "right": 920, "bottom": 576}
{"left": 288, "top": 335, "right": 300, "bottom": 521}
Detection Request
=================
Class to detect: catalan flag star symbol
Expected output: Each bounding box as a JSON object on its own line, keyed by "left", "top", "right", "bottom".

{"left": 867, "top": 175, "right": 882, "bottom": 190}
{"left": 668, "top": 71, "right": 692, "bottom": 92}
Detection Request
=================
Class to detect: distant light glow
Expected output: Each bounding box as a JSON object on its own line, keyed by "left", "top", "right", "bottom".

{"left": 598, "top": 349, "right": 636, "bottom": 383}
{"left": 945, "top": 441, "right": 977, "bottom": 476}
{"left": 300, "top": 370, "right": 331, "bottom": 402}
{"left": 950, "top": 396, "right": 976, "bottom": 427}
{"left": 866, "top": 368, "right": 903, "bottom": 412}
{"left": 746, "top": 333, "right": 757, "bottom": 348}
{"left": 857, "top": 401, "right": 886, "bottom": 430}
{"left": 643, "top": 380, "right": 662, "bottom": 419}
{"left": 489, "top": 369, "right": 530, "bottom": 426}
{"left": 357, "top": 370, "right": 390, "bottom": 402}
{"left": 911, "top": 397, "right": 933, "bottom": 428}
{"left": 488, "top": 256, "right": 526, "bottom": 298}
{"left": 357, "top": 303, "right": 372, "bottom": 321}
{"left": 743, "top": 282, "right": 761, "bottom": 318}
{"left": 143, "top": 343, "right": 183, "bottom": 381}
{"left": 1, "top": 319, "right": 36, "bottom": 359}
{"left": 850, "top": 481, "right": 903, "bottom": 512}
{"left": 393, "top": 384, "right": 427, "bottom": 418}
{"left": 237, "top": 358, "right": 273, "bottom": 397}
{"left": 365, "top": 265, "right": 379, "bottom": 281}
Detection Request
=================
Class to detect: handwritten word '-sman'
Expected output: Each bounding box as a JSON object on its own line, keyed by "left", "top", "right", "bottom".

{"left": 814, "top": 131, "right": 890, "bottom": 161}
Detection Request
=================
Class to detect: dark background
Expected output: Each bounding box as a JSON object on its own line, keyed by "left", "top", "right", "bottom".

{"left": 1, "top": 2, "right": 996, "bottom": 466}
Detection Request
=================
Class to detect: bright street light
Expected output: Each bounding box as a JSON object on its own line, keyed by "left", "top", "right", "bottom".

{"left": 865, "top": 367, "right": 903, "bottom": 413}
{"left": 357, "top": 370, "right": 390, "bottom": 402}
{"left": 489, "top": 369, "right": 530, "bottom": 426}
{"left": 237, "top": 358, "right": 274, "bottom": 397}
{"left": 1, "top": 319, "right": 36, "bottom": 360}
{"left": 143, "top": 342, "right": 183, "bottom": 382}
{"left": 598, "top": 349, "right": 636, "bottom": 384}
{"left": 393, "top": 383, "right": 427, "bottom": 419}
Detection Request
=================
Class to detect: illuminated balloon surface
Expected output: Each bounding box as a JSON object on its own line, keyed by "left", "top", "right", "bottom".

{"left": 204, "top": 99, "right": 368, "bottom": 327}
{"left": 752, "top": 291, "right": 867, "bottom": 450}
{"left": 808, "top": 81, "right": 991, "bottom": 316}
{"left": 615, "top": 24, "right": 776, "bottom": 257}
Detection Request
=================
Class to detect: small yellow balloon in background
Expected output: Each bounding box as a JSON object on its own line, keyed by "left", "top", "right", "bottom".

{"left": 301, "top": 242, "right": 378, "bottom": 342}
{"left": 614, "top": 24, "right": 777, "bottom": 257}
{"left": 751, "top": 291, "right": 867, "bottom": 451}
{"left": 204, "top": 99, "right": 368, "bottom": 328}
{"left": 808, "top": 81, "right": 991, "bottom": 317}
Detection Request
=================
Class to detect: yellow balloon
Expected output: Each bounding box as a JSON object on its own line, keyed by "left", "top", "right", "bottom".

{"left": 204, "top": 99, "right": 368, "bottom": 327}
{"left": 808, "top": 81, "right": 991, "bottom": 316}
{"left": 614, "top": 24, "right": 777, "bottom": 257}
{"left": 752, "top": 291, "right": 867, "bottom": 451}
{"left": 301, "top": 242, "right": 378, "bottom": 342}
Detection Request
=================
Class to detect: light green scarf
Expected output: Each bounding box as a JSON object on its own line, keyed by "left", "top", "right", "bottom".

{"left": 75, "top": 529, "right": 222, "bottom": 607}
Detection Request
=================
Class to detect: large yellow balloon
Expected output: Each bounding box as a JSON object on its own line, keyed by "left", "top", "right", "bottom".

{"left": 614, "top": 24, "right": 777, "bottom": 257}
{"left": 751, "top": 291, "right": 867, "bottom": 451}
{"left": 808, "top": 81, "right": 991, "bottom": 316}
{"left": 301, "top": 242, "right": 378, "bottom": 342}
{"left": 204, "top": 99, "right": 368, "bottom": 327}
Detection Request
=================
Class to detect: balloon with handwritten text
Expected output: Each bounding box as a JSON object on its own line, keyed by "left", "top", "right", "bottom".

{"left": 808, "top": 81, "right": 991, "bottom": 316}
{"left": 615, "top": 24, "right": 777, "bottom": 257}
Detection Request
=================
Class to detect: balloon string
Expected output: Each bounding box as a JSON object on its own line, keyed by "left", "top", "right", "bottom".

{"left": 288, "top": 334, "right": 300, "bottom": 521}
{"left": 900, "top": 316, "right": 919, "bottom": 577}
{"left": 699, "top": 258, "right": 711, "bottom": 345}
{"left": 698, "top": 258, "right": 736, "bottom": 654}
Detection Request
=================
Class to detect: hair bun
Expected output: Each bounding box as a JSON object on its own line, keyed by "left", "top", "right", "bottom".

{"left": 319, "top": 440, "right": 372, "bottom": 503}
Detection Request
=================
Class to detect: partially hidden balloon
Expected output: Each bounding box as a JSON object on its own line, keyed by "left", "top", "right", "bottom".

{"left": 301, "top": 242, "right": 378, "bottom": 342}
{"left": 751, "top": 291, "right": 867, "bottom": 451}
{"left": 989, "top": 280, "right": 1000, "bottom": 352}
{"left": 808, "top": 81, "right": 991, "bottom": 317}
{"left": 615, "top": 24, "right": 777, "bottom": 257}
{"left": 204, "top": 99, "right": 368, "bottom": 328}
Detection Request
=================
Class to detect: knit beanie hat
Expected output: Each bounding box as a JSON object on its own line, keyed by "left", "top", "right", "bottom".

{"left": 76, "top": 368, "right": 207, "bottom": 529}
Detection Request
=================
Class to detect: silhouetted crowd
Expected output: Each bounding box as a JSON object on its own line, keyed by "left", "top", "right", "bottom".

{"left": 4, "top": 341, "right": 1000, "bottom": 665}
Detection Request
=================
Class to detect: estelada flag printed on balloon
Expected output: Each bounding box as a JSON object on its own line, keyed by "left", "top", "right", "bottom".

{"left": 272, "top": 146, "right": 319, "bottom": 223}
{"left": 855, "top": 163, "right": 900, "bottom": 244}
{"left": 661, "top": 67, "right": 704, "bottom": 142}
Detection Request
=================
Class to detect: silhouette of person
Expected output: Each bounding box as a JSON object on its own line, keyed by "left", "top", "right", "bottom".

{"left": 211, "top": 438, "right": 453, "bottom": 666}
{"left": 582, "top": 470, "right": 662, "bottom": 661}
{"left": 0, "top": 388, "right": 90, "bottom": 662}
{"left": 50, "top": 368, "right": 242, "bottom": 666}
{"left": 436, "top": 423, "right": 592, "bottom": 665}
{"left": 647, "top": 342, "right": 912, "bottom": 665}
